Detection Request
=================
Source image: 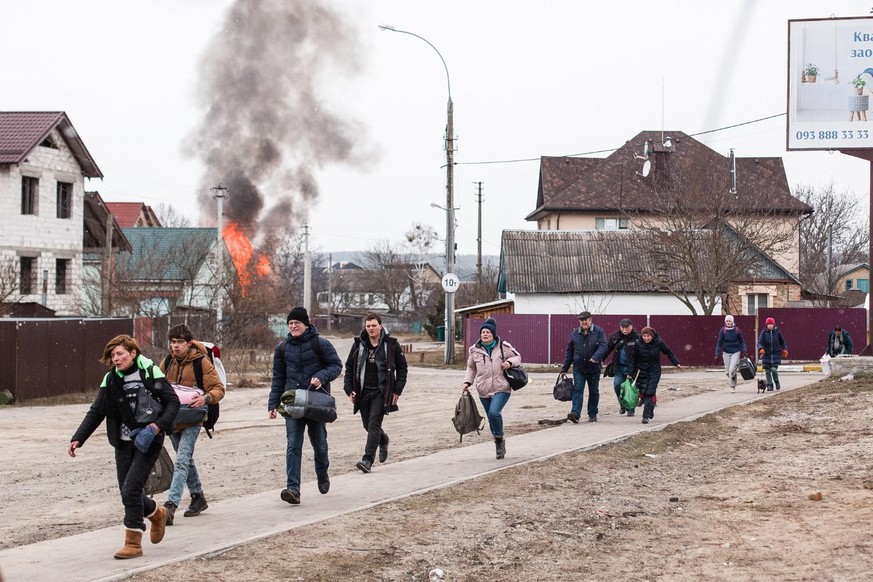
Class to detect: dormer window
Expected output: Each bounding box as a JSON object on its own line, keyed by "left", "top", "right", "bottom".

{"left": 40, "top": 136, "right": 58, "bottom": 149}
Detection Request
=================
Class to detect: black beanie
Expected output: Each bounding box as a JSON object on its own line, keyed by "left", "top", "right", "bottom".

{"left": 480, "top": 318, "right": 497, "bottom": 336}
{"left": 287, "top": 306, "right": 310, "bottom": 326}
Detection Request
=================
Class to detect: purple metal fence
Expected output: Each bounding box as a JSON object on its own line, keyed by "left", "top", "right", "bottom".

{"left": 758, "top": 307, "right": 866, "bottom": 361}
{"left": 462, "top": 309, "right": 865, "bottom": 366}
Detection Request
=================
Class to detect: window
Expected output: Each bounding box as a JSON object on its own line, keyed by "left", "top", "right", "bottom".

{"left": 846, "top": 279, "right": 854, "bottom": 291}
{"left": 20, "top": 257, "right": 35, "bottom": 294}
{"left": 859, "top": 279, "right": 869, "bottom": 293}
{"left": 21, "top": 177, "right": 38, "bottom": 215}
{"left": 595, "top": 217, "right": 629, "bottom": 231}
{"left": 56, "top": 259, "right": 70, "bottom": 294}
{"left": 56, "top": 182, "right": 72, "bottom": 218}
{"left": 746, "top": 293, "right": 768, "bottom": 315}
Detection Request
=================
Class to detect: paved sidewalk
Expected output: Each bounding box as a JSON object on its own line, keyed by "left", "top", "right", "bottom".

{"left": 0, "top": 373, "right": 820, "bottom": 582}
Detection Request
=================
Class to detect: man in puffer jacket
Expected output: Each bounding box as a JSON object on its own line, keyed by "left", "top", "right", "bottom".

{"left": 159, "top": 324, "right": 225, "bottom": 525}
{"left": 268, "top": 307, "right": 342, "bottom": 506}
{"left": 561, "top": 311, "right": 608, "bottom": 423}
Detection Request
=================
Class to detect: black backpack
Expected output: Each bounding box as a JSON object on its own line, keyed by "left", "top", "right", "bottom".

{"left": 163, "top": 353, "right": 221, "bottom": 438}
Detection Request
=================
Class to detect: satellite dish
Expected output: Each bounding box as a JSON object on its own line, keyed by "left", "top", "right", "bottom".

{"left": 640, "top": 160, "right": 651, "bottom": 177}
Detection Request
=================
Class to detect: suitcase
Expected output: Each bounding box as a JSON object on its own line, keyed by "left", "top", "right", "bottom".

{"left": 737, "top": 357, "right": 756, "bottom": 380}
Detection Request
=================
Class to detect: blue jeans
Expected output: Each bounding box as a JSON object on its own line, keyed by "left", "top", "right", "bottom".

{"left": 167, "top": 425, "right": 203, "bottom": 506}
{"left": 284, "top": 417, "right": 329, "bottom": 493}
{"left": 479, "top": 391, "right": 511, "bottom": 438}
{"left": 572, "top": 370, "right": 600, "bottom": 418}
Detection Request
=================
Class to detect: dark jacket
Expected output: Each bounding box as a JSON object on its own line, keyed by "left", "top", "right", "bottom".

{"left": 71, "top": 354, "right": 180, "bottom": 448}
{"left": 826, "top": 329, "right": 853, "bottom": 357}
{"left": 604, "top": 329, "right": 640, "bottom": 373}
{"left": 268, "top": 325, "right": 342, "bottom": 411}
{"left": 561, "top": 324, "right": 608, "bottom": 373}
{"left": 626, "top": 334, "right": 680, "bottom": 395}
{"left": 758, "top": 327, "right": 787, "bottom": 365}
{"left": 343, "top": 328, "right": 408, "bottom": 415}
{"left": 715, "top": 326, "right": 747, "bottom": 357}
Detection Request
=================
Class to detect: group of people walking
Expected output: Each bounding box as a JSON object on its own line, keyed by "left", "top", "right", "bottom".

{"left": 69, "top": 306, "right": 835, "bottom": 560}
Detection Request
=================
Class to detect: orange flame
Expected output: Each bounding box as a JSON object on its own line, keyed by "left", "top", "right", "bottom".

{"left": 223, "top": 222, "right": 254, "bottom": 292}
{"left": 256, "top": 255, "right": 272, "bottom": 277}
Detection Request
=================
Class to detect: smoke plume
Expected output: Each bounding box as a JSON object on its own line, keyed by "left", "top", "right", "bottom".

{"left": 188, "top": 0, "right": 368, "bottom": 238}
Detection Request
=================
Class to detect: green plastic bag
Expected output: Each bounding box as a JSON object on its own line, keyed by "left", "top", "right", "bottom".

{"left": 619, "top": 378, "right": 639, "bottom": 412}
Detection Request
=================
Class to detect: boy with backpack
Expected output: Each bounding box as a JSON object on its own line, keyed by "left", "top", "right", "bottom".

{"left": 159, "top": 324, "right": 225, "bottom": 524}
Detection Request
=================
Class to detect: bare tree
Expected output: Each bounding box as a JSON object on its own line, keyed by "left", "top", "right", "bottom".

{"left": 155, "top": 203, "right": 192, "bottom": 228}
{"left": 0, "top": 254, "right": 23, "bottom": 316}
{"left": 455, "top": 260, "right": 500, "bottom": 308}
{"left": 795, "top": 183, "right": 869, "bottom": 300}
{"left": 405, "top": 223, "right": 439, "bottom": 312}
{"left": 360, "top": 241, "right": 413, "bottom": 314}
{"left": 607, "top": 160, "right": 801, "bottom": 315}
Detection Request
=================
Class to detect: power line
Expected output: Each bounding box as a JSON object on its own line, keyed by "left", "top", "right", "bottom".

{"left": 455, "top": 112, "right": 788, "bottom": 166}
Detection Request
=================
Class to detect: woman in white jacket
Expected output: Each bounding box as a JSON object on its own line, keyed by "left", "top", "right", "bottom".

{"left": 462, "top": 318, "right": 521, "bottom": 459}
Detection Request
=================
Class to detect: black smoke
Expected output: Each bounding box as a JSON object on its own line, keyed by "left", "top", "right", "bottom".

{"left": 188, "top": 0, "right": 369, "bottom": 238}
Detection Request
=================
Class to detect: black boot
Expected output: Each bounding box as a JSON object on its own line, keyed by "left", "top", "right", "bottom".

{"left": 495, "top": 437, "right": 506, "bottom": 459}
{"left": 163, "top": 501, "right": 176, "bottom": 526}
{"left": 184, "top": 493, "right": 208, "bottom": 517}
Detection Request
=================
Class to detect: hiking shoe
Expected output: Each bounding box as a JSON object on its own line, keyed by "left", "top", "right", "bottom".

{"left": 619, "top": 408, "right": 627, "bottom": 415}
{"left": 588, "top": 415, "right": 597, "bottom": 423}
{"left": 626, "top": 411, "right": 635, "bottom": 417}
{"left": 163, "top": 501, "right": 177, "bottom": 526}
{"left": 280, "top": 488, "right": 300, "bottom": 505}
{"left": 775, "top": 384, "right": 781, "bottom": 391}
{"left": 642, "top": 418, "right": 650, "bottom": 424}
{"left": 567, "top": 412, "right": 580, "bottom": 424}
{"left": 356, "top": 458, "right": 372, "bottom": 473}
{"left": 317, "top": 474, "right": 330, "bottom": 494}
{"left": 184, "top": 493, "right": 208, "bottom": 517}
{"left": 379, "top": 435, "right": 390, "bottom": 463}
{"left": 766, "top": 386, "right": 774, "bottom": 392}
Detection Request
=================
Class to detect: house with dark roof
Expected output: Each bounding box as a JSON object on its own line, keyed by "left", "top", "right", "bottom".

{"left": 112, "top": 227, "right": 230, "bottom": 317}
{"left": 0, "top": 111, "right": 103, "bottom": 314}
{"left": 498, "top": 130, "right": 812, "bottom": 316}
{"left": 105, "top": 202, "right": 162, "bottom": 228}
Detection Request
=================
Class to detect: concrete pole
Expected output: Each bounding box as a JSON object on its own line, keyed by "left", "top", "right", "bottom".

{"left": 212, "top": 184, "right": 227, "bottom": 340}
{"left": 303, "top": 224, "right": 312, "bottom": 316}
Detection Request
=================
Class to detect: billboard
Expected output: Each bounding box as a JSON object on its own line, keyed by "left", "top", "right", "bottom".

{"left": 787, "top": 16, "right": 873, "bottom": 151}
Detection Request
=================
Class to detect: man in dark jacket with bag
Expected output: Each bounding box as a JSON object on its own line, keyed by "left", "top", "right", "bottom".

{"left": 603, "top": 319, "right": 640, "bottom": 417}
{"left": 268, "top": 307, "right": 342, "bottom": 505}
{"left": 561, "top": 311, "right": 608, "bottom": 423}
{"left": 344, "top": 313, "right": 408, "bottom": 473}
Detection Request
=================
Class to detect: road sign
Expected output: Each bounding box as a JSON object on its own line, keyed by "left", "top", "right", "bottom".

{"left": 441, "top": 272, "right": 460, "bottom": 293}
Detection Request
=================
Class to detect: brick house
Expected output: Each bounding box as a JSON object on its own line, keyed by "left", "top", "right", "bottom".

{"left": 0, "top": 112, "right": 102, "bottom": 314}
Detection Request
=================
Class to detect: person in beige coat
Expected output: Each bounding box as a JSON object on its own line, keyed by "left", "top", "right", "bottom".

{"left": 462, "top": 318, "right": 521, "bottom": 459}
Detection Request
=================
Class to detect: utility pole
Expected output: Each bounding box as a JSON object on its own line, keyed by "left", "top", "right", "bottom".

{"left": 102, "top": 207, "right": 113, "bottom": 316}
{"left": 211, "top": 184, "right": 227, "bottom": 340}
{"left": 327, "top": 253, "right": 333, "bottom": 331}
{"left": 474, "top": 181, "right": 483, "bottom": 285}
{"left": 303, "top": 224, "right": 312, "bottom": 315}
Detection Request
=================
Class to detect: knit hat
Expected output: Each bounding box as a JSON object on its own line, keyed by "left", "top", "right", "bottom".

{"left": 765, "top": 317, "right": 775, "bottom": 326}
{"left": 724, "top": 315, "right": 734, "bottom": 325}
{"left": 640, "top": 326, "right": 655, "bottom": 336}
{"left": 287, "top": 306, "right": 311, "bottom": 326}
{"left": 479, "top": 318, "right": 497, "bottom": 336}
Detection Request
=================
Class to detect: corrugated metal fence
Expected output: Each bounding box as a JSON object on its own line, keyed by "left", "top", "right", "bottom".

{"left": 0, "top": 318, "right": 132, "bottom": 401}
{"left": 464, "top": 308, "right": 866, "bottom": 366}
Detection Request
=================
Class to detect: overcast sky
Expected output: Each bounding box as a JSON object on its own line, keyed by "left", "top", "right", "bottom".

{"left": 3, "top": 0, "right": 871, "bottom": 268}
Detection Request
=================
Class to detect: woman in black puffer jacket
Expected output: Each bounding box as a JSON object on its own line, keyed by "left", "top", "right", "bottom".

{"left": 626, "top": 327, "right": 681, "bottom": 424}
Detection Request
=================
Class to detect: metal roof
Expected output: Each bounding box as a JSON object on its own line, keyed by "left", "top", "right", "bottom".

{"left": 0, "top": 111, "right": 102, "bottom": 177}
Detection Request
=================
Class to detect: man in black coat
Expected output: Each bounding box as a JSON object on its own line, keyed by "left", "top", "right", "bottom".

{"left": 344, "top": 313, "right": 408, "bottom": 473}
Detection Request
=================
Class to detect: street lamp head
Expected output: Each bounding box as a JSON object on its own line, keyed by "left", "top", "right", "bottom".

{"left": 378, "top": 24, "right": 396, "bottom": 31}
{"left": 430, "top": 202, "right": 443, "bottom": 210}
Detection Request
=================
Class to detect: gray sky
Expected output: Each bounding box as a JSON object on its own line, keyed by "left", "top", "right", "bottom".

{"left": 3, "top": 0, "right": 871, "bottom": 260}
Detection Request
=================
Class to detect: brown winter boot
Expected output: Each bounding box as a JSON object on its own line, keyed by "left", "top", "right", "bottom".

{"left": 147, "top": 504, "right": 168, "bottom": 544}
{"left": 114, "top": 528, "right": 143, "bottom": 559}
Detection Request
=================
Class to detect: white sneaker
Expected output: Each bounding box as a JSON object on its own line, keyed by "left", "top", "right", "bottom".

{"left": 731, "top": 387, "right": 736, "bottom": 393}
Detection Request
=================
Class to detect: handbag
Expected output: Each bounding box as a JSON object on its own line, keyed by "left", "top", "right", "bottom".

{"left": 503, "top": 366, "right": 529, "bottom": 390}
{"left": 499, "top": 342, "right": 528, "bottom": 390}
{"left": 553, "top": 373, "right": 574, "bottom": 402}
{"left": 603, "top": 359, "right": 616, "bottom": 378}
{"left": 278, "top": 387, "right": 338, "bottom": 423}
{"left": 144, "top": 445, "right": 174, "bottom": 496}
{"left": 135, "top": 385, "right": 163, "bottom": 424}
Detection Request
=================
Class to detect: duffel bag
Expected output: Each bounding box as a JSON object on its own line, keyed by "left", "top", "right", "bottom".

{"left": 175, "top": 403, "right": 207, "bottom": 427}
{"left": 278, "top": 388, "right": 337, "bottom": 423}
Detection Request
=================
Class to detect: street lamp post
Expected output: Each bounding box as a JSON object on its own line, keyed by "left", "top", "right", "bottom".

{"left": 380, "top": 24, "right": 456, "bottom": 364}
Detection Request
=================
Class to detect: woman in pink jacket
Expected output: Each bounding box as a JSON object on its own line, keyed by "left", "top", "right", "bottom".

{"left": 462, "top": 318, "right": 521, "bottom": 459}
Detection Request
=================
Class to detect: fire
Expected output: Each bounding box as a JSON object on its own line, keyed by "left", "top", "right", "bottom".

{"left": 222, "top": 222, "right": 273, "bottom": 294}
{"left": 256, "top": 255, "right": 272, "bottom": 277}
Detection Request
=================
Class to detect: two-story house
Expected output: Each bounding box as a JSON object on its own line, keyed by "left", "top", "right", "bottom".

{"left": 498, "top": 130, "right": 812, "bottom": 316}
{"left": 0, "top": 112, "right": 102, "bottom": 314}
